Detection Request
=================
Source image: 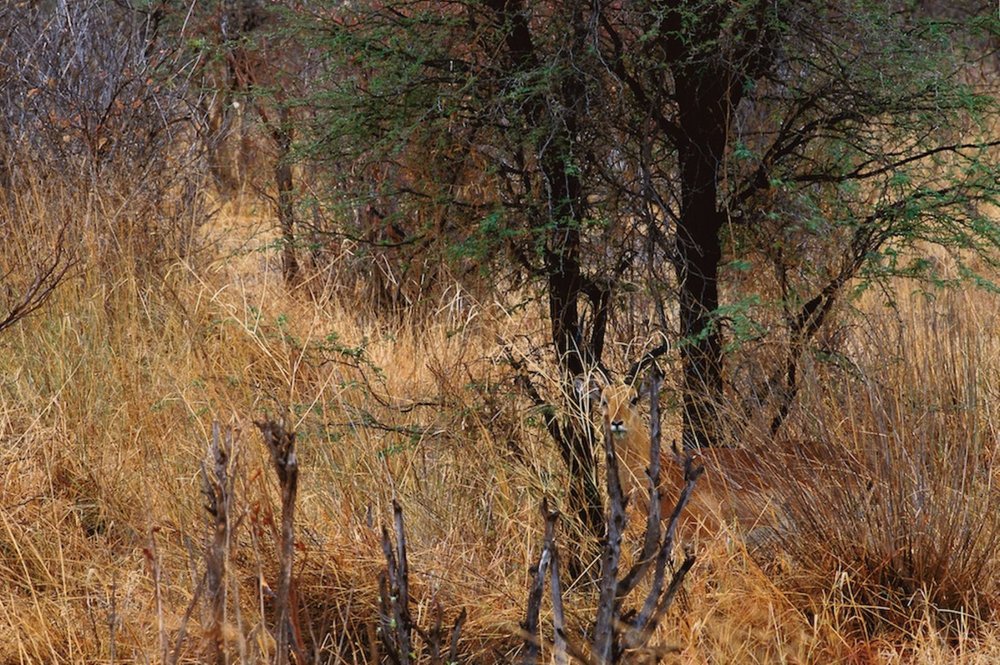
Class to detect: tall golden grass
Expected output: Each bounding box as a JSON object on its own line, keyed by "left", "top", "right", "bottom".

{"left": 1, "top": 169, "right": 999, "bottom": 663}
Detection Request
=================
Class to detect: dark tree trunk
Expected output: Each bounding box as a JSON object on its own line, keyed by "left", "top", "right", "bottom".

{"left": 273, "top": 106, "right": 300, "bottom": 285}
{"left": 204, "top": 98, "right": 239, "bottom": 196}
{"left": 547, "top": 244, "right": 605, "bottom": 547}
{"left": 485, "top": 0, "right": 606, "bottom": 552}
{"left": 653, "top": 0, "right": 783, "bottom": 448}
{"left": 674, "top": 72, "right": 729, "bottom": 449}
{"left": 543, "top": 6, "right": 607, "bottom": 549}
{"left": 540, "top": 113, "right": 606, "bottom": 551}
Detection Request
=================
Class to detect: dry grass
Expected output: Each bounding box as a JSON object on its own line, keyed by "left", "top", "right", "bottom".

{"left": 1, "top": 177, "right": 1000, "bottom": 663}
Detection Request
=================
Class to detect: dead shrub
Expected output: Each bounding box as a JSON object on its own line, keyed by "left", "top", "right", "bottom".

{"left": 744, "top": 316, "right": 1000, "bottom": 636}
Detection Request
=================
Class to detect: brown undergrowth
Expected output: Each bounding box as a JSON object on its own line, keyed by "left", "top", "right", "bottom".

{"left": 1, "top": 188, "right": 999, "bottom": 662}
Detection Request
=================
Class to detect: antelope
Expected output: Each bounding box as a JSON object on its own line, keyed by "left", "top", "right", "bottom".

{"left": 595, "top": 381, "right": 794, "bottom": 539}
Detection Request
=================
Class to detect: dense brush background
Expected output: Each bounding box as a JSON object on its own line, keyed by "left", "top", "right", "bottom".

{"left": 6, "top": 185, "right": 1000, "bottom": 663}
{"left": 0, "top": 1, "right": 999, "bottom": 663}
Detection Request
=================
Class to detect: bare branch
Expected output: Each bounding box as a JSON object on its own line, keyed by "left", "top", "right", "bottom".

{"left": 255, "top": 417, "right": 305, "bottom": 665}
{"left": 0, "top": 228, "right": 73, "bottom": 336}
{"left": 521, "top": 499, "right": 557, "bottom": 665}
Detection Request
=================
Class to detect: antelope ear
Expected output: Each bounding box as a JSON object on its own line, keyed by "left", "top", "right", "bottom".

{"left": 629, "top": 379, "right": 646, "bottom": 406}
{"left": 631, "top": 363, "right": 663, "bottom": 405}
{"left": 573, "top": 375, "right": 603, "bottom": 403}
{"left": 669, "top": 440, "right": 685, "bottom": 465}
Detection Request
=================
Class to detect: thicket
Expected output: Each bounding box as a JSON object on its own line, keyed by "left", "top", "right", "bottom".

{"left": 290, "top": 0, "right": 1000, "bottom": 546}
{"left": 0, "top": 0, "right": 999, "bottom": 663}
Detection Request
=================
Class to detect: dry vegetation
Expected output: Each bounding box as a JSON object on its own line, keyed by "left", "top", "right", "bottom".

{"left": 1, "top": 1, "right": 997, "bottom": 662}
{"left": 0, "top": 160, "right": 999, "bottom": 665}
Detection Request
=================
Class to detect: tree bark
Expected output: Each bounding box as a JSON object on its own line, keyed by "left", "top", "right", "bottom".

{"left": 273, "top": 106, "right": 300, "bottom": 285}
{"left": 488, "top": 0, "right": 606, "bottom": 545}
{"left": 674, "top": 72, "right": 729, "bottom": 449}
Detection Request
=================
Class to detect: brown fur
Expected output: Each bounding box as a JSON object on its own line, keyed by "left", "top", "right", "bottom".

{"left": 599, "top": 385, "right": 786, "bottom": 537}
{"left": 598, "top": 384, "right": 649, "bottom": 497}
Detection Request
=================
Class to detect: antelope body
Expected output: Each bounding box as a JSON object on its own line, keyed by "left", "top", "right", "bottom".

{"left": 598, "top": 383, "right": 816, "bottom": 537}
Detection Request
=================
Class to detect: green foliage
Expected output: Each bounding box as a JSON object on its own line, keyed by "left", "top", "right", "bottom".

{"left": 448, "top": 210, "right": 521, "bottom": 267}
{"left": 286, "top": 0, "right": 997, "bottom": 435}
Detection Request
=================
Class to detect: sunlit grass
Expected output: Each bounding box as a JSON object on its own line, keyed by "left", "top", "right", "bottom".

{"left": 1, "top": 180, "right": 999, "bottom": 662}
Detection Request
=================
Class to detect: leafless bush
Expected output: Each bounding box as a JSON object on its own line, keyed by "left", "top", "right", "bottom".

{"left": 201, "top": 423, "right": 239, "bottom": 665}
{"left": 0, "top": 2, "right": 212, "bottom": 269}
{"left": 523, "top": 368, "right": 702, "bottom": 664}
{"left": 378, "top": 500, "right": 466, "bottom": 664}
{"left": 256, "top": 416, "right": 307, "bottom": 665}
{"left": 746, "top": 324, "right": 1000, "bottom": 635}
{"left": 162, "top": 423, "right": 242, "bottom": 664}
